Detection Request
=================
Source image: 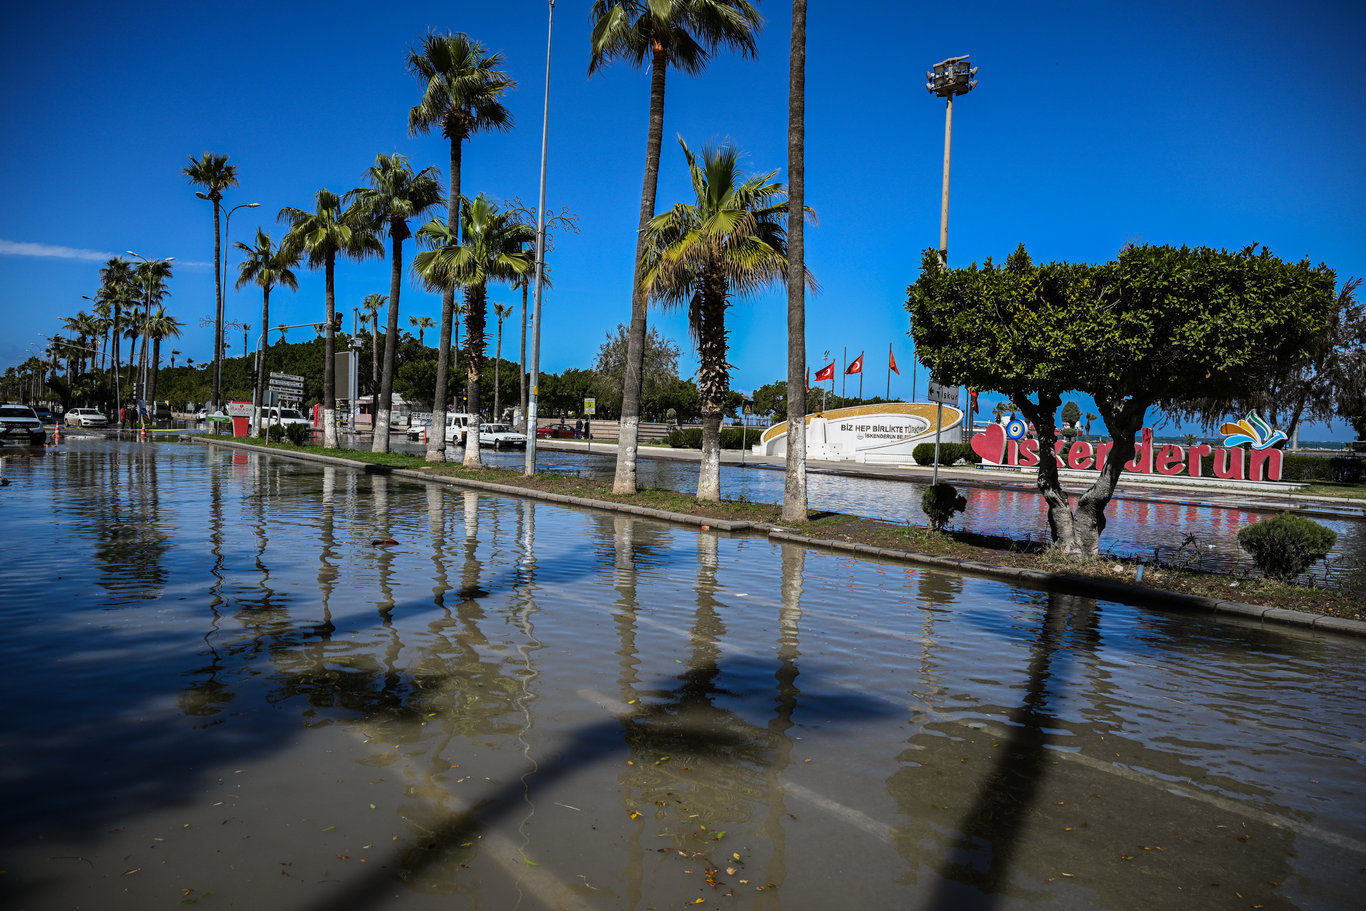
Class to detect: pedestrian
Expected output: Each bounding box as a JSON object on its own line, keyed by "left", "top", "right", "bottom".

{"left": 119, "top": 405, "right": 127, "bottom": 429}
{"left": 575, "top": 418, "right": 583, "bottom": 439}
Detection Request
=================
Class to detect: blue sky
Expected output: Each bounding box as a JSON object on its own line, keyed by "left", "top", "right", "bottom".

{"left": 2, "top": 0, "right": 1363, "bottom": 439}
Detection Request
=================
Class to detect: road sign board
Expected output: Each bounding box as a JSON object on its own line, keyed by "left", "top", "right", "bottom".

{"left": 927, "top": 379, "right": 959, "bottom": 406}
{"left": 584, "top": 397, "right": 596, "bottom": 416}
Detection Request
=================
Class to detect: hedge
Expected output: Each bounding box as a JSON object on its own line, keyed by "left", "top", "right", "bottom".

{"left": 912, "top": 442, "right": 982, "bottom": 467}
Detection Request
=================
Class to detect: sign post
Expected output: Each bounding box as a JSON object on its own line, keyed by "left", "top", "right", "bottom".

{"left": 583, "top": 397, "right": 595, "bottom": 453}
{"left": 927, "top": 378, "right": 959, "bottom": 486}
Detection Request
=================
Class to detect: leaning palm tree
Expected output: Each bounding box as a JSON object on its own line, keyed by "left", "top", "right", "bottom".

{"left": 492, "top": 301, "right": 513, "bottom": 420}
{"left": 183, "top": 152, "right": 239, "bottom": 410}
{"left": 279, "top": 188, "right": 383, "bottom": 448}
{"left": 642, "top": 139, "right": 813, "bottom": 502}
{"left": 408, "top": 30, "right": 515, "bottom": 462}
{"left": 347, "top": 152, "right": 444, "bottom": 453}
{"left": 359, "top": 293, "right": 386, "bottom": 394}
{"left": 409, "top": 315, "right": 435, "bottom": 346}
{"left": 413, "top": 194, "right": 534, "bottom": 468}
{"left": 589, "top": 0, "right": 763, "bottom": 494}
{"left": 235, "top": 228, "right": 300, "bottom": 436}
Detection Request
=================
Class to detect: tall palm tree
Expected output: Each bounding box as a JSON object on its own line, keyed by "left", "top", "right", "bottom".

{"left": 99, "top": 257, "right": 136, "bottom": 411}
{"left": 360, "top": 293, "right": 386, "bottom": 394}
{"left": 408, "top": 30, "right": 515, "bottom": 462}
{"left": 589, "top": 0, "right": 763, "bottom": 494}
{"left": 642, "top": 139, "right": 811, "bottom": 501}
{"left": 133, "top": 259, "right": 173, "bottom": 403}
{"left": 347, "top": 152, "right": 444, "bottom": 453}
{"left": 145, "top": 306, "right": 184, "bottom": 406}
{"left": 783, "top": 0, "right": 809, "bottom": 522}
{"left": 235, "top": 228, "right": 300, "bottom": 436}
{"left": 183, "top": 152, "right": 239, "bottom": 410}
{"left": 171, "top": 349, "right": 180, "bottom": 369}
{"left": 414, "top": 194, "right": 534, "bottom": 468}
{"left": 409, "top": 315, "right": 436, "bottom": 346}
{"left": 280, "top": 188, "right": 383, "bottom": 448}
{"left": 492, "top": 301, "right": 513, "bottom": 420}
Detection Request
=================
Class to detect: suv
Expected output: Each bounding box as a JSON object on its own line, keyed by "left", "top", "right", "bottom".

{"left": 1, "top": 404, "right": 46, "bottom": 445}
{"left": 260, "top": 406, "right": 310, "bottom": 429}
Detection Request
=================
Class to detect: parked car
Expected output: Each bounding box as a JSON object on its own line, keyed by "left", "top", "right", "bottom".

{"left": 64, "top": 407, "right": 109, "bottom": 428}
{"left": 31, "top": 405, "right": 55, "bottom": 424}
{"left": 536, "top": 422, "right": 577, "bottom": 439}
{"left": 479, "top": 423, "right": 528, "bottom": 449}
{"left": 407, "top": 412, "right": 477, "bottom": 445}
{"left": 258, "top": 406, "right": 310, "bottom": 429}
{"left": 0, "top": 404, "right": 46, "bottom": 445}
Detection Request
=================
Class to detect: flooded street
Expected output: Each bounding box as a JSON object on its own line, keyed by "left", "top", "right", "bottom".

{"left": 2, "top": 440, "right": 1364, "bottom": 910}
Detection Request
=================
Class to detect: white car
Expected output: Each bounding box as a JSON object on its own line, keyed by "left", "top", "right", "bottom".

{"left": 64, "top": 407, "right": 109, "bottom": 428}
{"left": 407, "top": 413, "right": 477, "bottom": 445}
{"left": 259, "top": 406, "right": 310, "bottom": 428}
{"left": 1, "top": 404, "right": 46, "bottom": 445}
{"left": 480, "top": 423, "right": 528, "bottom": 449}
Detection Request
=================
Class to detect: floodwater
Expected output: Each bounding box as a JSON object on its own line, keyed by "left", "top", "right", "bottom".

{"left": 2, "top": 439, "right": 1364, "bottom": 911}
{"left": 399, "top": 441, "right": 1366, "bottom": 592}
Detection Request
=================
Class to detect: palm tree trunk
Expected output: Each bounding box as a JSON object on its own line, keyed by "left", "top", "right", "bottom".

{"left": 783, "top": 0, "right": 809, "bottom": 522}
{"left": 323, "top": 256, "right": 339, "bottom": 449}
{"left": 428, "top": 135, "right": 463, "bottom": 462}
{"left": 464, "top": 286, "right": 486, "bottom": 468}
{"left": 254, "top": 288, "right": 270, "bottom": 437}
{"left": 494, "top": 317, "right": 503, "bottom": 419}
{"left": 373, "top": 230, "right": 403, "bottom": 453}
{"left": 149, "top": 336, "right": 161, "bottom": 408}
{"left": 695, "top": 278, "right": 729, "bottom": 503}
{"left": 370, "top": 317, "right": 379, "bottom": 396}
{"left": 612, "top": 47, "right": 669, "bottom": 495}
{"left": 212, "top": 201, "right": 224, "bottom": 410}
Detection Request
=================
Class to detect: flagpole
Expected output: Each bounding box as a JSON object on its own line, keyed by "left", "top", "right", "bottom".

{"left": 841, "top": 346, "right": 847, "bottom": 400}
{"left": 887, "top": 342, "right": 892, "bottom": 400}
{"left": 858, "top": 351, "right": 863, "bottom": 399}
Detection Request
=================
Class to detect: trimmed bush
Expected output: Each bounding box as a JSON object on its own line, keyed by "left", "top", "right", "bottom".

{"left": 664, "top": 427, "right": 754, "bottom": 450}
{"left": 285, "top": 423, "right": 311, "bottom": 446}
{"left": 1236, "top": 513, "right": 1337, "bottom": 583}
{"left": 921, "top": 483, "right": 967, "bottom": 532}
{"left": 265, "top": 424, "right": 288, "bottom": 443}
{"left": 912, "top": 442, "right": 982, "bottom": 467}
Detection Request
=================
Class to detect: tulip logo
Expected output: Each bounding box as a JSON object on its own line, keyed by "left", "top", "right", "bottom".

{"left": 1220, "top": 412, "right": 1286, "bottom": 450}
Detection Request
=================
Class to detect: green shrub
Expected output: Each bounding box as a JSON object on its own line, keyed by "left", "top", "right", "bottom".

{"left": 912, "top": 442, "right": 982, "bottom": 466}
{"left": 265, "top": 424, "right": 288, "bottom": 443}
{"left": 285, "top": 423, "right": 311, "bottom": 446}
{"left": 664, "top": 427, "right": 754, "bottom": 450}
{"left": 1236, "top": 513, "right": 1337, "bottom": 583}
{"left": 921, "top": 483, "right": 967, "bottom": 532}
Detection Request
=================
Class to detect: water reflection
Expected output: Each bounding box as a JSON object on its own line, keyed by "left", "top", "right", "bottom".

{"left": 3, "top": 440, "right": 1363, "bottom": 911}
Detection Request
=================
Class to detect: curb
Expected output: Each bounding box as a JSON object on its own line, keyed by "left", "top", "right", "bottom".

{"left": 203, "top": 438, "right": 1366, "bottom": 640}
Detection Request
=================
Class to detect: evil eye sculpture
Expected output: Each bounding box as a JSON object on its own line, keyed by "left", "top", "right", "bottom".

{"left": 1004, "top": 418, "right": 1027, "bottom": 441}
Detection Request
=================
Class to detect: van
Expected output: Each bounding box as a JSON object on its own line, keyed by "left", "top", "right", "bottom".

{"left": 259, "top": 406, "right": 311, "bottom": 429}
{"left": 406, "top": 412, "right": 476, "bottom": 445}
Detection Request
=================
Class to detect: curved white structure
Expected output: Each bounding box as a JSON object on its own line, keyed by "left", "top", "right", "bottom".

{"left": 755, "top": 402, "right": 964, "bottom": 464}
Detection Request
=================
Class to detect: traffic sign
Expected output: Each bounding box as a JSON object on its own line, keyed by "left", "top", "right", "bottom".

{"left": 584, "top": 397, "right": 596, "bottom": 416}
{"left": 927, "top": 379, "right": 959, "bottom": 406}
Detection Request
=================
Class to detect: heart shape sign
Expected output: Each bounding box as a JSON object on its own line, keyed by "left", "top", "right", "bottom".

{"left": 971, "top": 422, "right": 1006, "bottom": 464}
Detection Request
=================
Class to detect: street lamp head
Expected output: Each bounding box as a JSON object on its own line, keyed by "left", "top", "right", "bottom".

{"left": 196, "top": 191, "right": 210, "bottom": 201}
{"left": 245, "top": 203, "right": 261, "bottom": 209}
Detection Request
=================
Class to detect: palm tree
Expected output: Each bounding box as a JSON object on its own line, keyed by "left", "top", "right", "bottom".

{"left": 408, "top": 30, "right": 515, "bottom": 462}
{"left": 133, "top": 259, "right": 173, "bottom": 402}
{"left": 99, "top": 257, "right": 136, "bottom": 411}
{"left": 409, "top": 315, "right": 436, "bottom": 346}
{"left": 783, "top": 0, "right": 809, "bottom": 522}
{"left": 145, "top": 306, "right": 184, "bottom": 406}
{"left": 183, "top": 152, "right": 239, "bottom": 410}
{"left": 492, "top": 301, "right": 513, "bottom": 420}
{"left": 279, "top": 188, "right": 383, "bottom": 448}
{"left": 347, "top": 152, "right": 444, "bottom": 453}
{"left": 171, "top": 349, "right": 180, "bottom": 368}
{"left": 414, "top": 194, "right": 534, "bottom": 468}
{"left": 235, "top": 228, "right": 300, "bottom": 436}
{"left": 642, "top": 139, "right": 810, "bottom": 501}
{"left": 360, "top": 293, "right": 386, "bottom": 395}
{"left": 589, "top": 0, "right": 763, "bottom": 494}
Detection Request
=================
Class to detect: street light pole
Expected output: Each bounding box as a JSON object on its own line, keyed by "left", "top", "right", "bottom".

{"left": 199, "top": 196, "right": 259, "bottom": 411}
{"left": 926, "top": 54, "right": 977, "bottom": 439}
{"left": 524, "top": 0, "right": 554, "bottom": 476}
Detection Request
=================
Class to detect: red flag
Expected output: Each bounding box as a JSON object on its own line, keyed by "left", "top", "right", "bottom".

{"left": 845, "top": 353, "right": 864, "bottom": 375}
{"left": 970, "top": 389, "right": 979, "bottom": 413}
{"left": 814, "top": 361, "right": 835, "bottom": 382}
{"left": 889, "top": 347, "right": 900, "bottom": 375}
{"left": 805, "top": 369, "right": 809, "bottom": 392}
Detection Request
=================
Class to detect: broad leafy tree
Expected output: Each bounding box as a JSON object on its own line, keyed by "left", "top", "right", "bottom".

{"left": 408, "top": 31, "right": 515, "bottom": 462}
{"left": 642, "top": 139, "right": 810, "bottom": 502}
{"left": 589, "top": 0, "right": 763, "bottom": 494}
{"left": 413, "top": 194, "right": 534, "bottom": 467}
{"left": 348, "top": 152, "right": 444, "bottom": 452}
{"left": 592, "top": 322, "right": 681, "bottom": 418}
{"left": 907, "top": 243, "right": 1338, "bottom": 556}
{"left": 280, "top": 189, "right": 383, "bottom": 448}
{"left": 234, "top": 229, "right": 300, "bottom": 436}
{"left": 183, "top": 152, "right": 239, "bottom": 409}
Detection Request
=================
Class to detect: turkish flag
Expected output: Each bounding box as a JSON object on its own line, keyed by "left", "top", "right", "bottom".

{"left": 889, "top": 347, "right": 900, "bottom": 375}
{"left": 814, "top": 361, "right": 835, "bottom": 382}
{"left": 845, "top": 353, "right": 864, "bottom": 375}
